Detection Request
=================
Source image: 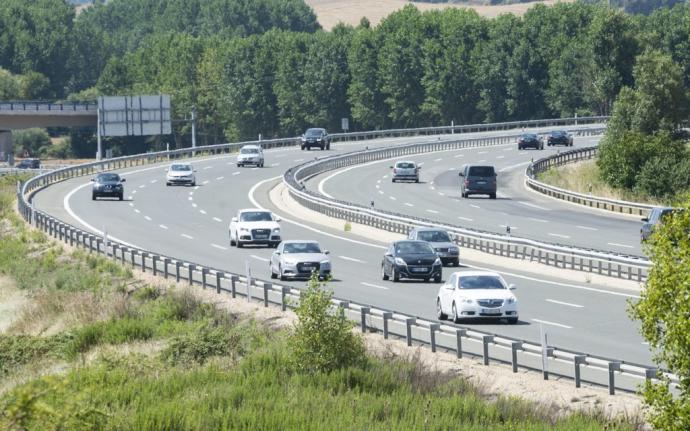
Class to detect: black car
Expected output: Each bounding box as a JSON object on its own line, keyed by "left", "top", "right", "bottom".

{"left": 546, "top": 130, "right": 573, "bottom": 147}
{"left": 381, "top": 240, "right": 442, "bottom": 283}
{"left": 16, "top": 158, "right": 40, "bottom": 169}
{"left": 91, "top": 173, "right": 125, "bottom": 201}
{"left": 301, "top": 128, "right": 330, "bottom": 150}
{"left": 517, "top": 133, "right": 543, "bottom": 150}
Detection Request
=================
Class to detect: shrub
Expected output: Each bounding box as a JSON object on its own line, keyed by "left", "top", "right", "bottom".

{"left": 13, "top": 128, "right": 51, "bottom": 157}
{"left": 161, "top": 324, "right": 243, "bottom": 365}
{"left": 288, "top": 272, "right": 366, "bottom": 373}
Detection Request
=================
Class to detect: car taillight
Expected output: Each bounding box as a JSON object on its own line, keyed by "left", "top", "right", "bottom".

{"left": 464, "top": 180, "right": 470, "bottom": 186}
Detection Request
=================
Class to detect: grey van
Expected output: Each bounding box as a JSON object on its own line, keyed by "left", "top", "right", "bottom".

{"left": 460, "top": 165, "right": 497, "bottom": 199}
{"left": 641, "top": 207, "right": 676, "bottom": 242}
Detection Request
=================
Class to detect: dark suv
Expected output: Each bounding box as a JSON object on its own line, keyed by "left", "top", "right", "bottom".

{"left": 301, "top": 128, "right": 330, "bottom": 150}
{"left": 517, "top": 133, "right": 543, "bottom": 150}
{"left": 91, "top": 173, "right": 126, "bottom": 201}
{"left": 16, "top": 158, "right": 41, "bottom": 169}
{"left": 381, "top": 240, "right": 442, "bottom": 283}
{"left": 460, "top": 165, "right": 497, "bottom": 199}
{"left": 546, "top": 130, "right": 573, "bottom": 147}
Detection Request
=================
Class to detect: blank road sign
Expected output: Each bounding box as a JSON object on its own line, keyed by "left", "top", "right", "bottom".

{"left": 98, "top": 95, "right": 171, "bottom": 137}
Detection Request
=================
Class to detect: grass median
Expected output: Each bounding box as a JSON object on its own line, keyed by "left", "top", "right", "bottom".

{"left": 0, "top": 174, "right": 642, "bottom": 430}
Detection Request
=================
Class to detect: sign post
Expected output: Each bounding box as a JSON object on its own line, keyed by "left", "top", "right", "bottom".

{"left": 540, "top": 324, "right": 549, "bottom": 380}
{"left": 245, "top": 260, "right": 252, "bottom": 302}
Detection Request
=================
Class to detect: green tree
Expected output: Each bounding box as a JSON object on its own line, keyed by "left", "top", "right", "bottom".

{"left": 13, "top": 128, "right": 51, "bottom": 157}
{"left": 347, "top": 26, "right": 387, "bottom": 130}
{"left": 629, "top": 203, "right": 690, "bottom": 430}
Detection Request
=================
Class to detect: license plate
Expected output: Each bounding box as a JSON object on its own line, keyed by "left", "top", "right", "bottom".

{"left": 411, "top": 267, "right": 427, "bottom": 272}
{"left": 302, "top": 265, "right": 315, "bottom": 270}
{"left": 255, "top": 235, "right": 268, "bottom": 239}
{"left": 477, "top": 181, "right": 486, "bottom": 185}
{"left": 481, "top": 308, "right": 501, "bottom": 315}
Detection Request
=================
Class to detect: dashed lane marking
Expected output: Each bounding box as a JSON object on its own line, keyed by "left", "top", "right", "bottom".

{"left": 548, "top": 233, "right": 570, "bottom": 239}
{"left": 531, "top": 319, "right": 572, "bottom": 329}
{"left": 250, "top": 255, "right": 270, "bottom": 262}
{"left": 159, "top": 224, "right": 168, "bottom": 230}
{"left": 200, "top": 210, "right": 207, "bottom": 215}
{"left": 546, "top": 299, "right": 584, "bottom": 308}
{"left": 607, "top": 242, "right": 634, "bottom": 249}
{"left": 361, "top": 282, "right": 389, "bottom": 290}
{"left": 211, "top": 243, "right": 228, "bottom": 251}
{"left": 426, "top": 209, "right": 439, "bottom": 214}
{"left": 181, "top": 234, "right": 194, "bottom": 240}
{"left": 339, "top": 256, "right": 366, "bottom": 263}
{"left": 232, "top": 172, "right": 241, "bottom": 176}
{"left": 213, "top": 217, "right": 223, "bottom": 223}
{"left": 404, "top": 203, "right": 414, "bottom": 207}
{"left": 576, "top": 225, "right": 598, "bottom": 231}
{"left": 457, "top": 216, "right": 473, "bottom": 222}
{"left": 144, "top": 216, "right": 152, "bottom": 221}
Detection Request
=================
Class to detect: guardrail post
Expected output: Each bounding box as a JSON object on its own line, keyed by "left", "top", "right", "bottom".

{"left": 201, "top": 268, "right": 209, "bottom": 288}
{"left": 141, "top": 252, "right": 148, "bottom": 273}
{"left": 230, "top": 275, "right": 238, "bottom": 298}
{"left": 644, "top": 368, "right": 657, "bottom": 382}
{"left": 163, "top": 258, "right": 170, "bottom": 279}
{"left": 456, "top": 328, "right": 467, "bottom": 359}
{"left": 405, "top": 318, "right": 416, "bottom": 346}
{"left": 608, "top": 362, "right": 621, "bottom": 395}
{"left": 263, "top": 283, "right": 271, "bottom": 307}
{"left": 111, "top": 244, "right": 119, "bottom": 261}
{"left": 175, "top": 261, "right": 181, "bottom": 282}
{"left": 152, "top": 255, "right": 159, "bottom": 276}
{"left": 429, "top": 323, "right": 441, "bottom": 353}
{"left": 216, "top": 271, "right": 224, "bottom": 294}
{"left": 511, "top": 342, "right": 523, "bottom": 373}
{"left": 382, "top": 312, "right": 393, "bottom": 339}
{"left": 482, "top": 336, "right": 494, "bottom": 365}
{"left": 281, "top": 286, "right": 290, "bottom": 311}
{"left": 188, "top": 264, "right": 196, "bottom": 285}
{"left": 574, "top": 355, "right": 587, "bottom": 388}
{"left": 360, "top": 307, "right": 371, "bottom": 333}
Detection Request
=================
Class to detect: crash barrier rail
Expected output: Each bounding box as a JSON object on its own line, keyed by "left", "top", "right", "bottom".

{"left": 0, "top": 101, "right": 98, "bottom": 111}
{"left": 284, "top": 128, "right": 652, "bottom": 282}
{"left": 526, "top": 147, "right": 655, "bottom": 217}
{"left": 15, "top": 201, "right": 677, "bottom": 395}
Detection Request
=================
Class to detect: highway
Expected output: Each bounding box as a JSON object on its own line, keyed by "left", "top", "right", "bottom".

{"left": 31, "top": 130, "right": 653, "bottom": 366}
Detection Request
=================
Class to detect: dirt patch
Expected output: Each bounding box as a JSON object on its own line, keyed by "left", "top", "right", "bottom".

{"left": 0, "top": 277, "right": 28, "bottom": 334}
{"left": 306, "top": 0, "right": 573, "bottom": 30}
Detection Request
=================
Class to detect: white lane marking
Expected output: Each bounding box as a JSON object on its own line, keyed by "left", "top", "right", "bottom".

{"left": 478, "top": 151, "right": 488, "bottom": 154}
{"left": 430, "top": 186, "right": 436, "bottom": 190}
{"left": 200, "top": 210, "right": 207, "bottom": 215}
{"left": 576, "top": 225, "right": 598, "bottom": 231}
{"left": 127, "top": 196, "right": 133, "bottom": 200}
{"left": 528, "top": 217, "right": 548, "bottom": 223}
{"left": 546, "top": 299, "right": 584, "bottom": 308}
{"left": 438, "top": 192, "right": 445, "bottom": 196}
{"left": 518, "top": 201, "right": 551, "bottom": 211}
{"left": 131, "top": 190, "right": 137, "bottom": 194}
{"left": 144, "top": 216, "right": 152, "bottom": 221}
{"left": 339, "top": 256, "right": 366, "bottom": 263}
{"left": 434, "top": 158, "right": 443, "bottom": 162}
{"left": 426, "top": 209, "right": 439, "bottom": 214}
{"left": 194, "top": 186, "right": 199, "bottom": 189}
{"left": 454, "top": 154, "right": 464, "bottom": 158}
{"left": 250, "top": 255, "right": 270, "bottom": 263}
{"left": 378, "top": 190, "right": 384, "bottom": 195}
{"left": 227, "top": 162, "right": 234, "bottom": 165}
{"left": 499, "top": 224, "right": 517, "bottom": 230}
{"left": 404, "top": 203, "right": 414, "bottom": 207}
{"left": 294, "top": 158, "right": 304, "bottom": 162}
{"left": 159, "top": 224, "right": 169, "bottom": 230}
{"left": 203, "top": 166, "right": 212, "bottom": 170}
{"left": 271, "top": 163, "right": 280, "bottom": 167}
{"left": 129, "top": 203, "right": 134, "bottom": 207}
{"left": 608, "top": 242, "right": 634, "bottom": 249}
{"left": 389, "top": 196, "right": 397, "bottom": 201}
{"left": 189, "top": 191, "right": 194, "bottom": 195}
{"left": 548, "top": 233, "right": 570, "bottom": 239}
{"left": 213, "top": 217, "right": 223, "bottom": 223}
{"left": 470, "top": 204, "right": 480, "bottom": 209}
{"left": 375, "top": 185, "right": 380, "bottom": 189}
{"left": 232, "top": 172, "right": 241, "bottom": 176}
{"left": 418, "top": 163, "right": 424, "bottom": 166}
{"left": 138, "top": 185, "right": 145, "bottom": 189}
{"left": 457, "top": 216, "right": 473, "bottom": 222}
{"left": 377, "top": 180, "right": 381, "bottom": 184}
{"left": 202, "top": 180, "right": 210, "bottom": 185}
{"left": 251, "top": 167, "right": 258, "bottom": 170}
{"left": 181, "top": 234, "right": 194, "bottom": 240}
{"left": 134, "top": 209, "right": 141, "bottom": 214}
{"left": 192, "top": 203, "right": 198, "bottom": 208}
{"left": 211, "top": 243, "right": 228, "bottom": 251}
{"left": 361, "top": 282, "right": 389, "bottom": 290}
{"left": 216, "top": 176, "right": 224, "bottom": 180}
{"left": 531, "top": 319, "right": 572, "bottom": 329}
{"left": 383, "top": 175, "right": 388, "bottom": 179}
{"left": 188, "top": 197, "right": 193, "bottom": 201}
{"left": 150, "top": 180, "right": 157, "bottom": 184}
{"left": 503, "top": 148, "right": 513, "bottom": 151}
{"left": 499, "top": 161, "right": 530, "bottom": 172}
{"left": 496, "top": 155, "right": 505, "bottom": 159}
{"left": 477, "top": 159, "right": 486, "bottom": 163}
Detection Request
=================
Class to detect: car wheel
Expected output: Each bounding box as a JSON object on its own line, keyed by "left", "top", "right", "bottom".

{"left": 490, "top": 193, "right": 496, "bottom": 200}
{"left": 392, "top": 178, "right": 396, "bottom": 183}
{"left": 237, "top": 240, "right": 244, "bottom": 248}
{"left": 92, "top": 193, "right": 97, "bottom": 200}
{"left": 392, "top": 267, "right": 400, "bottom": 282}
{"left": 434, "top": 274, "right": 442, "bottom": 283}
{"left": 415, "top": 178, "right": 419, "bottom": 183}
{"left": 326, "top": 144, "right": 330, "bottom": 150}
{"left": 300, "top": 145, "right": 305, "bottom": 150}
{"left": 321, "top": 145, "right": 325, "bottom": 150}
{"left": 191, "top": 182, "right": 196, "bottom": 187}
{"left": 452, "top": 302, "right": 461, "bottom": 324}
{"left": 270, "top": 264, "right": 278, "bottom": 279}
{"left": 118, "top": 193, "right": 123, "bottom": 201}
{"left": 539, "top": 145, "right": 544, "bottom": 150}
{"left": 279, "top": 265, "right": 287, "bottom": 281}
{"left": 437, "top": 298, "right": 447, "bottom": 320}
{"left": 452, "top": 258, "right": 460, "bottom": 267}
{"left": 518, "top": 146, "right": 522, "bottom": 150}
{"left": 166, "top": 182, "right": 170, "bottom": 186}
{"left": 508, "top": 317, "right": 518, "bottom": 324}
{"left": 381, "top": 265, "right": 389, "bottom": 281}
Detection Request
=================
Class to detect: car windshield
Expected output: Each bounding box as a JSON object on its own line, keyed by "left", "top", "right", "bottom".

{"left": 417, "top": 231, "right": 451, "bottom": 242}
{"left": 396, "top": 242, "right": 434, "bottom": 255}
{"left": 97, "top": 173, "right": 120, "bottom": 182}
{"left": 241, "top": 148, "right": 259, "bottom": 154}
{"left": 522, "top": 134, "right": 537, "bottom": 139}
{"left": 240, "top": 211, "right": 273, "bottom": 222}
{"left": 283, "top": 242, "right": 321, "bottom": 254}
{"left": 171, "top": 164, "right": 191, "bottom": 171}
{"left": 551, "top": 131, "right": 566, "bottom": 136}
{"left": 468, "top": 166, "right": 495, "bottom": 176}
{"left": 305, "top": 129, "right": 323, "bottom": 136}
{"left": 458, "top": 275, "right": 505, "bottom": 290}
{"left": 396, "top": 162, "right": 415, "bottom": 169}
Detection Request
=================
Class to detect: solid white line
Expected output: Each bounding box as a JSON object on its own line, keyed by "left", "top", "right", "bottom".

{"left": 426, "top": 209, "right": 439, "bottom": 214}
{"left": 457, "top": 216, "right": 473, "bottom": 222}
{"left": 159, "top": 224, "right": 168, "bottom": 230}
{"left": 211, "top": 243, "right": 228, "bottom": 250}
{"left": 519, "top": 201, "right": 551, "bottom": 211}
{"left": 339, "top": 256, "right": 366, "bottom": 263}
{"left": 181, "top": 234, "right": 194, "bottom": 240}
{"left": 250, "top": 255, "right": 270, "bottom": 262}
{"left": 144, "top": 216, "right": 152, "bottom": 221}
{"left": 531, "top": 319, "right": 572, "bottom": 329}
{"left": 404, "top": 203, "right": 414, "bottom": 207}
{"left": 546, "top": 299, "right": 584, "bottom": 308}
{"left": 361, "top": 282, "right": 389, "bottom": 290}
{"left": 232, "top": 172, "right": 241, "bottom": 176}
{"left": 576, "top": 225, "right": 598, "bottom": 231}
{"left": 548, "top": 233, "right": 570, "bottom": 239}
{"left": 213, "top": 217, "right": 223, "bottom": 223}
{"left": 608, "top": 242, "right": 634, "bottom": 249}
{"left": 199, "top": 210, "right": 207, "bottom": 215}
{"left": 216, "top": 176, "right": 224, "bottom": 180}
{"left": 528, "top": 217, "right": 548, "bottom": 223}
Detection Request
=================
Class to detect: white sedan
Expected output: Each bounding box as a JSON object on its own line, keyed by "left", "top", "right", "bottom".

{"left": 270, "top": 240, "right": 331, "bottom": 281}
{"left": 436, "top": 270, "right": 518, "bottom": 324}
{"left": 166, "top": 163, "right": 196, "bottom": 186}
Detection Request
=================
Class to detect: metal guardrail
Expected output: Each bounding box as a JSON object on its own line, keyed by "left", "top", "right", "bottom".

{"left": 16, "top": 116, "right": 674, "bottom": 394}
{"left": 526, "top": 147, "right": 655, "bottom": 217}
{"left": 283, "top": 129, "right": 651, "bottom": 282}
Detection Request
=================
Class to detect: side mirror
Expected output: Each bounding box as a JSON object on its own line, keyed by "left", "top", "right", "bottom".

{"left": 389, "top": 166, "right": 394, "bottom": 169}
{"left": 508, "top": 284, "right": 516, "bottom": 290}
{"left": 458, "top": 172, "right": 464, "bottom": 177}
{"left": 324, "top": 250, "right": 330, "bottom": 255}
{"left": 641, "top": 217, "right": 649, "bottom": 222}
{"left": 275, "top": 251, "right": 281, "bottom": 255}
{"left": 194, "top": 169, "right": 197, "bottom": 172}
{"left": 90, "top": 178, "right": 95, "bottom": 182}
{"left": 275, "top": 217, "right": 282, "bottom": 222}
{"left": 120, "top": 178, "right": 126, "bottom": 182}
{"left": 231, "top": 217, "right": 238, "bottom": 223}
{"left": 385, "top": 252, "right": 393, "bottom": 257}
{"left": 417, "top": 166, "right": 421, "bottom": 170}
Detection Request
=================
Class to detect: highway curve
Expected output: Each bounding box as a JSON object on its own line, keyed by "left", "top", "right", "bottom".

{"left": 31, "top": 130, "right": 652, "bottom": 366}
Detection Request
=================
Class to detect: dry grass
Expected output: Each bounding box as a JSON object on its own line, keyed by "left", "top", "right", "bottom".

{"left": 305, "top": 0, "right": 573, "bottom": 30}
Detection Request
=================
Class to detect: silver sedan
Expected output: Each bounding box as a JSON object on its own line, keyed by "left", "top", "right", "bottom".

{"left": 270, "top": 240, "right": 332, "bottom": 281}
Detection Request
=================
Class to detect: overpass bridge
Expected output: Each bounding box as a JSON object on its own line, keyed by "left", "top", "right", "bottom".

{"left": 0, "top": 101, "right": 97, "bottom": 129}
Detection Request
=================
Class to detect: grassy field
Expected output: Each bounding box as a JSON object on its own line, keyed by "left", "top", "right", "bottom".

{"left": 0, "top": 175, "right": 640, "bottom": 430}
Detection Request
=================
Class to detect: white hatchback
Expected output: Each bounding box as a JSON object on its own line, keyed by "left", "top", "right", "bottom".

{"left": 237, "top": 145, "right": 264, "bottom": 167}
{"left": 436, "top": 270, "right": 518, "bottom": 324}
{"left": 166, "top": 163, "right": 196, "bottom": 186}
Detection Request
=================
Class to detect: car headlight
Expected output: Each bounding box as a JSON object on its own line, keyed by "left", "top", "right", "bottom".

{"left": 239, "top": 227, "right": 249, "bottom": 233}
{"left": 433, "top": 257, "right": 442, "bottom": 266}
{"left": 320, "top": 259, "right": 330, "bottom": 266}
{"left": 507, "top": 297, "right": 516, "bottom": 304}
{"left": 394, "top": 257, "right": 407, "bottom": 266}
{"left": 460, "top": 297, "right": 474, "bottom": 304}
{"left": 272, "top": 228, "right": 280, "bottom": 233}
{"left": 449, "top": 246, "right": 458, "bottom": 253}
